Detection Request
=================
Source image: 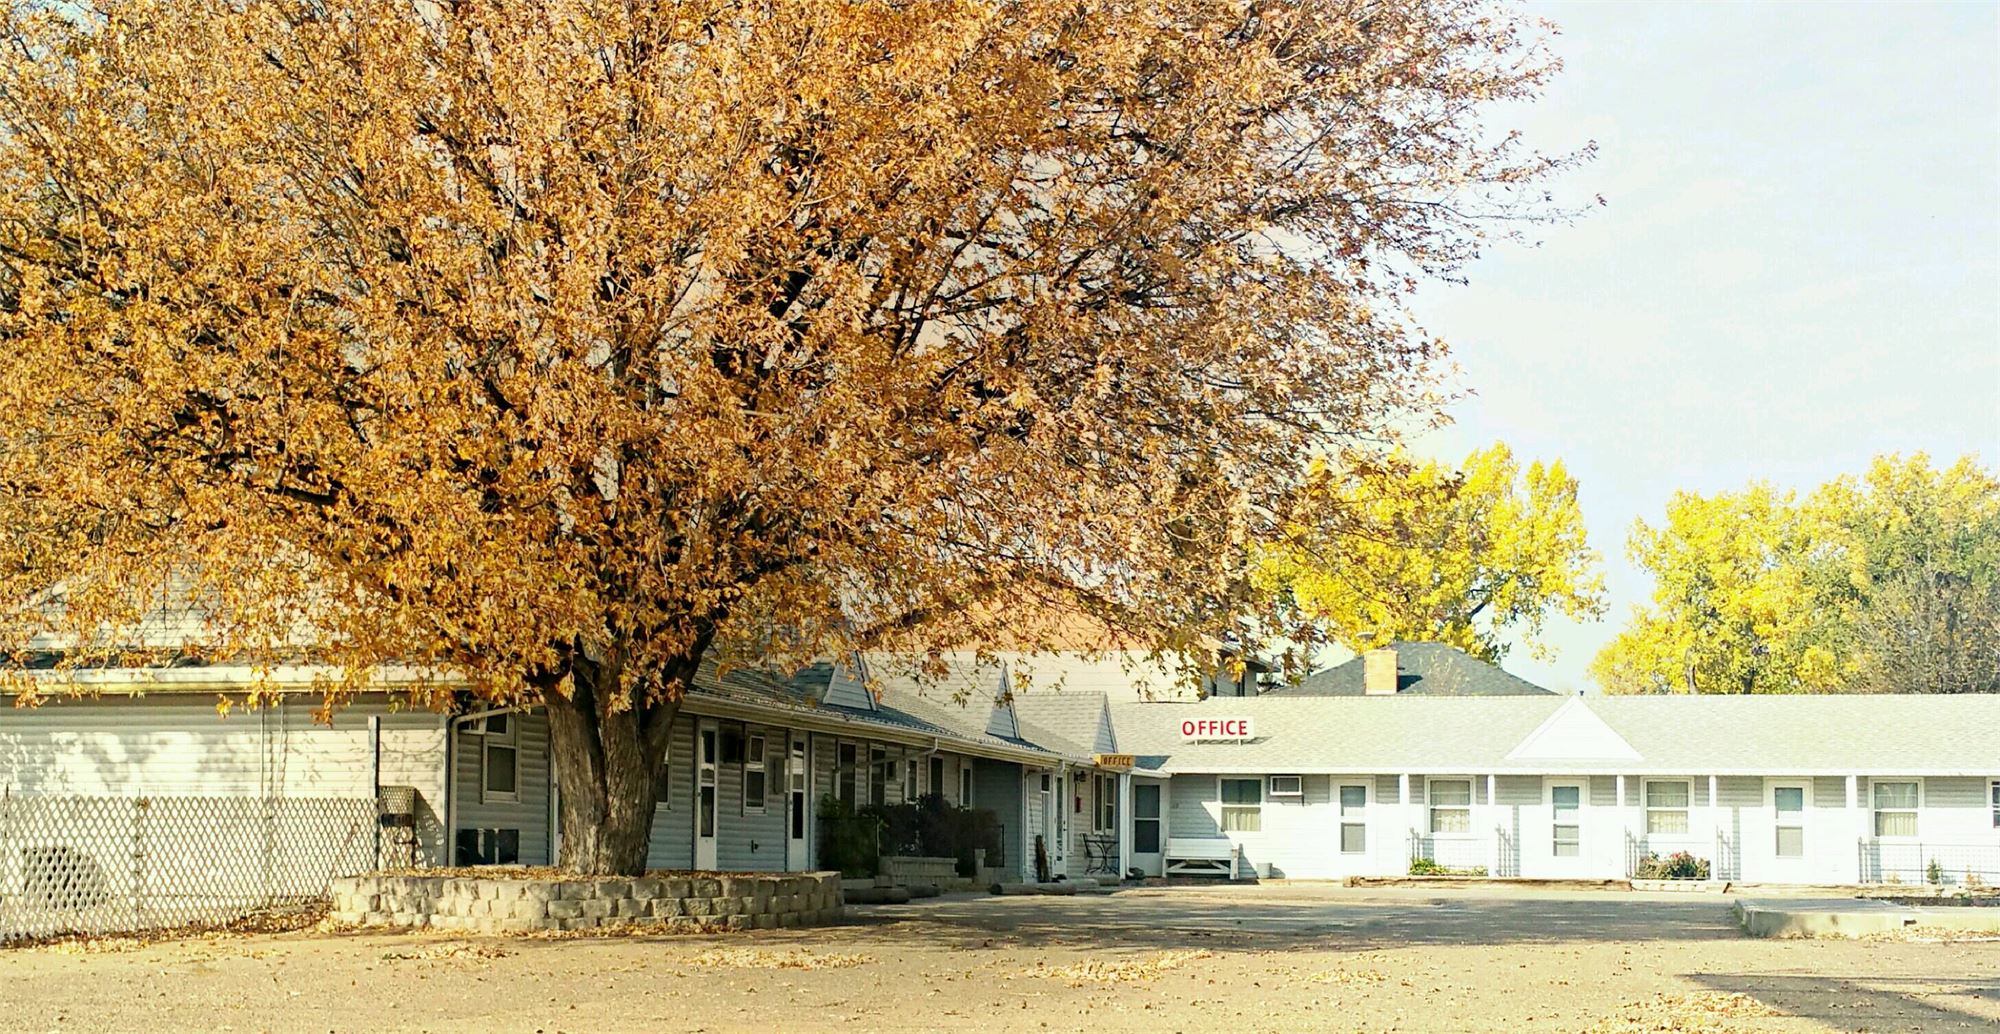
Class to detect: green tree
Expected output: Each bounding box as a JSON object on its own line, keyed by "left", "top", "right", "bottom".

{"left": 1594, "top": 453, "right": 2000, "bottom": 694}
{"left": 1255, "top": 444, "right": 1605, "bottom": 662}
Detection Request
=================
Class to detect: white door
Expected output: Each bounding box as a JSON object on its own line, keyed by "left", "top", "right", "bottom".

{"left": 1130, "top": 780, "right": 1164, "bottom": 876}
{"left": 1336, "top": 783, "right": 1370, "bottom": 874}
{"left": 785, "top": 734, "right": 809, "bottom": 870}
{"left": 695, "top": 721, "right": 719, "bottom": 870}
{"left": 1767, "top": 782, "right": 1810, "bottom": 883}
{"left": 1547, "top": 782, "right": 1587, "bottom": 876}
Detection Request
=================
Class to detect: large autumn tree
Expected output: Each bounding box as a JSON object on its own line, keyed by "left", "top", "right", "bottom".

{"left": 1594, "top": 454, "right": 2000, "bottom": 695}
{"left": 1254, "top": 443, "right": 1603, "bottom": 662}
{"left": 0, "top": 0, "right": 1577, "bottom": 873}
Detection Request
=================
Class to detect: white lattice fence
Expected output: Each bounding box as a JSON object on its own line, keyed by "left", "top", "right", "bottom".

{"left": 0, "top": 795, "right": 379, "bottom": 943}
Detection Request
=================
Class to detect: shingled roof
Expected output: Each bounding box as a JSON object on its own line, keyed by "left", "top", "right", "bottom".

{"left": 1267, "top": 641, "right": 1555, "bottom": 697}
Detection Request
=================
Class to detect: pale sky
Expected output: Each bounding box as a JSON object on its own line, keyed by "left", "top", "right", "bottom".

{"left": 1405, "top": 1, "right": 2000, "bottom": 692}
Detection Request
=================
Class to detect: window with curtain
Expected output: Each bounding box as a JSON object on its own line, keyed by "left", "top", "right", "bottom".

{"left": 1429, "top": 779, "right": 1471, "bottom": 834}
{"left": 1645, "top": 781, "right": 1690, "bottom": 835}
{"left": 1219, "top": 778, "right": 1262, "bottom": 832}
{"left": 1873, "top": 782, "right": 1918, "bottom": 838}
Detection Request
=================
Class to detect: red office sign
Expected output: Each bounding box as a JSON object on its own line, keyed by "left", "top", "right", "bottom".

{"left": 1180, "top": 717, "right": 1256, "bottom": 742}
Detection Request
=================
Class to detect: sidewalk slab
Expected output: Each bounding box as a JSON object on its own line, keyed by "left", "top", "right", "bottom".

{"left": 1735, "top": 897, "right": 2000, "bottom": 939}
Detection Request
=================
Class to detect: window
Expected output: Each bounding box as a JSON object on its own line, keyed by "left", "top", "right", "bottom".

{"left": 1097, "top": 774, "right": 1116, "bottom": 832}
{"left": 1774, "top": 786, "right": 1805, "bottom": 858}
{"left": 1873, "top": 781, "right": 1918, "bottom": 838}
{"left": 905, "top": 758, "right": 919, "bottom": 802}
{"left": 1133, "top": 783, "right": 1162, "bottom": 854}
{"left": 870, "top": 746, "right": 889, "bottom": 807}
{"left": 1339, "top": 784, "right": 1367, "bottom": 854}
{"left": 720, "top": 725, "right": 745, "bottom": 765}
{"left": 788, "top": 737, "right": 807, "bottom": 840}
{"left": 1428, "top": 779, "right": 1471, "bottom": 835}
{"left": 1268, "top": 775, "right": 1304, "bottom": 798}
{"left": 837, "top": 743, "right": 859, "bottom": 807}
{"left": 744, "top": 733, "right": 767, "bottom": 814}
{"left": 960, "top": 765, "right": 974, "bottom": 806}
{"left": 479, "top": 713, "right": 518, "bottom": 804}
{"left": 929, "top": 756, "right": 945, "bottom": 800}
{"left": 1645, "top": 781, "right": 1690, "bottom": 835}
{"left": 698, "top": 725, "right": 718, "bottom": 839}
{"left": 1219, "top": 778, "right": 1262, "bottom": 832}
{"left": 654, "top": 736, "right": 672, "bottom": 809}
{"left": 1551, "top": 785, "right": 1581, "bottom": 857}
{"left": 1991, "top": 780, "right": 1998, "bottom": 829}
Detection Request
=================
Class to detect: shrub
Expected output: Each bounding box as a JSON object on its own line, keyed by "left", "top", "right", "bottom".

{"left": 1634, "top": 851, "right": 1710, "bottom": 880}
{"left": 1927, "top": 859, "right": 1946, "bottom": 886}
{"left": 1408, "top": 857, "right": 1487, "bottom": 877}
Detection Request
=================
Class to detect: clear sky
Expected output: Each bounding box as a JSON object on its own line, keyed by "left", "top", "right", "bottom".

{"left": 1404, "top": 0, "right": 2000, "bottom": 692}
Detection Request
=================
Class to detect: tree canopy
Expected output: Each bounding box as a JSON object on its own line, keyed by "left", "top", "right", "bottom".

{"left": 1593, "top": 454, "right": 2000, "bottom": 695}
{"left": 0, "top": 0, "right": 1576, "bottom": 872}
{"left": 1254, "top": 443, "right": 1603, "bottom": 662}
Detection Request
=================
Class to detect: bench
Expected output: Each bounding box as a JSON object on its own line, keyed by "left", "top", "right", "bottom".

{"left": 1165, "top": 837, "right": 1241, "bottom": 878}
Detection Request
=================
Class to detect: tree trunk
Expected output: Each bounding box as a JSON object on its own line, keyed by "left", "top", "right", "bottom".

{"left": 541, "top": 650, "right": 690, "bottom": 876}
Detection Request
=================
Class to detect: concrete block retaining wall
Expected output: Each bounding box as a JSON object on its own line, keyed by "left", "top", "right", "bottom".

{"left": 329, "top": 872, "right": 843, "bottom": 934}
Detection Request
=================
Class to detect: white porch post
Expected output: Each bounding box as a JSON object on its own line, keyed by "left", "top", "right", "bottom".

{"left": 1614, "top": 775, "right": 1627, "bottom": 872}
{"left": 1849, "top": 774, "right": 1865, "bottom": 883}
{"left": 1486, "top": 773, "right": 1501, "bottom": 876}
{"left": 1708, "top": 774, "right": 1721, "bottom": 880}
{"left": 1117, "top": 772, "right": 1132, "bottom": 880}
{"left": 1400, "top": 773, "right": 1415, "bottom": 865}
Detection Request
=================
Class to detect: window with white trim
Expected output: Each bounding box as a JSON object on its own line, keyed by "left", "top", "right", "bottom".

{"left": 743, "top": 733, "right": 767, "bottom": 814}
{"left": 1338, "top": 784, "right": 1367, "bottom": 854}
{"left": 929, "top": 756, "right": 945, "bottom": 800}
{"left": 1268, "top": 775, "right": 1304, "bottom": 798}
{"left": 1991, "top": 780, "right": 1999, "bottom": 828}
{"left": 837, "top": 742, "right": 859, "bottom": 807}
{"left": 1551, "top": 785, "right": 1581, "bottom": 857}
{"left": 960, "top": 765, "right": 974, "bottom": 807}
{"left": 1428, "top": 779, "right": 1471, "bottom": 835}
{"left": 1873, "top": 781, "right": 1918, "bottom": 838}
{"left": 904, "top": 758, "right": 918, "bottom": 802}
{"left": 1219, "top": 778, "right": 1262, "bottom": 833}
{"left": 480, "top": 713, "right": 518, "bottom": 804}
{"left": 1773, "top": 786, "right": 1804, "bottom": 858}
{"left": 870, "top": 746, "right": 890, "bottom": 807}
{"left": 1645, "top": 780, "right": 1689, "bottom": 835}
{"left": 1095, "top": 774, "right": 1116, "bottom": 832}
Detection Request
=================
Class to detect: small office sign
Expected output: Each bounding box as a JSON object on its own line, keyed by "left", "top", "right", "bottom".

{"left": 1180, "top": 717, "right": 1255, "bottom": 742}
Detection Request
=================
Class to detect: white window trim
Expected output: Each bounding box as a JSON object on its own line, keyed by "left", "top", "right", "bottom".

{"left": 1550, "top": 783, "right": 1583, "bottom": 857}
{"left": 1268, "top": 775, "right": 1304, "bottom": 798}
{"left": 1096, "top": 774, "right": 1116, "bottom": 832}
{"left": 960, "top": 764, "right": 974, "bottom": 807}
{"left": 1644, "top": 779, "right": 1691, "bottom": 837}
{"left": 1337, "top": 783, "right": 1368, "bottom": 855}
{"left": 743, "top": 732, "right": 767, "bottom": 815}
{"left": 1771, "top": 783, "right": 1808, "bottom": 859}
{"left": 1217, "top": 776, "right": 1263, "bottom": 834}
{"left": 1427, "top": 777, "right": 1474, "bottom": 838}
{"left": 1871, "top": 779, "right": 1921, "bottom": 840}
{"left": 1990, "top": 779, "right": 1998, "bottom": 829}
{"left": 479, "top": 713, "right": 520, "bottom": 805}
{"left": 904, "top": 757, "right": 918, "bottom": 802}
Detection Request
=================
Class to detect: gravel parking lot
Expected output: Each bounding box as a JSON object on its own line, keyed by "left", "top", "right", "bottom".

{"left": 3, "top": 883, "right": 1997, "bottom": 1033}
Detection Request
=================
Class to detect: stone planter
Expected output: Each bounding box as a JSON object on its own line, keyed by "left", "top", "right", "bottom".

{"left": 329, "top": 871, "right": 844, "bottom": 934}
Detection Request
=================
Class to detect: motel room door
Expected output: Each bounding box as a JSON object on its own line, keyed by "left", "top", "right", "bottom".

{"left": 695, "top": 720, "right": 719, "bottom": 870}
{"left": 1766, "top": 782, "right": 1811, "bottom": 883}
{"left": 1544, "top": 782, "right": 1589, "bottom": 877}
{"left": 785, "top": 734, "right": 810, "bottom": 870}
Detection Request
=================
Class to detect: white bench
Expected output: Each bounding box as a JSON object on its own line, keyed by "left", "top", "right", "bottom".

{"left": 1165, "top": 837, "right": 1241, "bottom": 878}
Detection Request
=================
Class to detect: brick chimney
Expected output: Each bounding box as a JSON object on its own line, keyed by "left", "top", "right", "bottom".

{"left": 1363, "top": 645, "right": 1399, "bottom": 695}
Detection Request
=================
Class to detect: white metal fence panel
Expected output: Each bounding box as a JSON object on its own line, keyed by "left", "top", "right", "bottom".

{"left": 0, "top": 795, "right": 378, "bottom": 943}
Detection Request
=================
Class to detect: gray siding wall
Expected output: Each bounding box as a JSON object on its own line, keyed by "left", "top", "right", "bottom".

{"left": 645, "top": 716, "right": 696, "bottom": 870}
{"left": 716, "top": 723, "right": 789, "bottom": 872}
{"left": 1927, "top": 777, "right": 1986, "bottom": 809}
{"left": 452, "top": 710, "right": 552, "bottom": 866}
{"left": 1168, "top": 774, "right": 1220, "bottom": 839}
{"left": 1813, "top": 776, "right": 1850, "bottom": 810}
{"left": 1718, "top": 777, "right": 1762, "bottom": 808}
{"left": 1496, "top": 776, "right": 1541, "bottom": 807}
{"left": 1589, "top": 776, "right": 1619, "bottom": 807}
{"left": 1375, "top": 774, "right": 1402, "bottom": 805}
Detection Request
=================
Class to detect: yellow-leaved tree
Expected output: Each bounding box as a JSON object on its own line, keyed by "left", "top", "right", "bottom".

{"left": 1593, "top": 454, "right": 2000, "bottom": 694}
{"left": 1255, "top": 444, "right": 1604, "bottom": 662}
{"left": 0, "top": 0, "right": 1579, "bottom": 873}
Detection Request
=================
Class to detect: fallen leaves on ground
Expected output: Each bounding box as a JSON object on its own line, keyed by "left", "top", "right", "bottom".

{"left": 1309, "top": 966, "right": 1388, "bottom": 986}
{"left": 684, "top": 948, "right": 872, "bottom": 970}
{"left": 1023, "top": 949, "right": 1216, "bottom": 986}
{"left": 381, "top": 942, "right": 513, "bottom": 963}
{"left": 1576, "top": 991, "right": 1782, "bottom": 1032}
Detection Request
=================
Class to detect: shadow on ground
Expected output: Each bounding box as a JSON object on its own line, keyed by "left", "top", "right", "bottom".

{"left": 1691, "top": 970, "right": 2000, "bottom": 1033}
{"left": 837, "top": 887, "right": 1745, "bottom": 953}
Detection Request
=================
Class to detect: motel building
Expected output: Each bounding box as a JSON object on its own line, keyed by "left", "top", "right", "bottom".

{"left": 1105, "top": 691, "right": 2000, "bottom": 885}
{"left": 5, "top": 640, "right": 1999, "bottom": 905}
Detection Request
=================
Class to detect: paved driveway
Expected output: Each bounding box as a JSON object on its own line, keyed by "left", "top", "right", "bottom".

{"left": 0, "top": 883, "right": 1995, "bottom": 1033}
